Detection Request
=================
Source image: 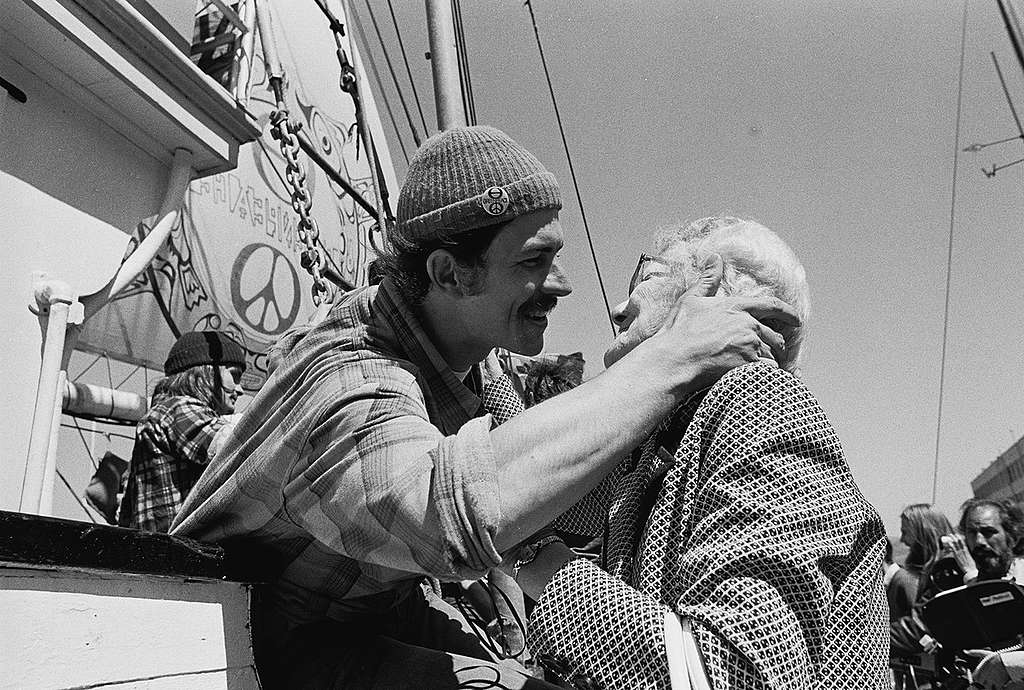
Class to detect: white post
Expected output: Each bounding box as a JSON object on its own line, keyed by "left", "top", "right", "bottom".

{"left": 232, "top": 0, "right": 257, "bottom": 105}
{"left": 21, "top": 280, "right": 76, "bottom": 514}
{"left": 425, "top": 0, "right": 465, "bottom": 130}
{"left": 39, "top": 369, "right": 67, "bottom": 516}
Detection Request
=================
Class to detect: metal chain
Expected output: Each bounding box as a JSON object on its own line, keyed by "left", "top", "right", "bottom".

{"left": 316, "top": 0, "right": 394, "bottom": 256}
{"left": 269, "top": 109, "right": 332, "bottom": 306}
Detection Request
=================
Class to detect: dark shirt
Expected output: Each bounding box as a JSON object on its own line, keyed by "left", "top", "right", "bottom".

{"left": 885, "top": 564, "right": 918, "bottom": 622}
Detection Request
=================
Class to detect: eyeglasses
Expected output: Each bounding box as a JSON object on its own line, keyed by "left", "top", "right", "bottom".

{"left": 628, "top": 253, "right": 681, "bottom": 294}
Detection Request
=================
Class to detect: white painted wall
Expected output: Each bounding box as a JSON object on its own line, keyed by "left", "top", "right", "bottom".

{"left": 0, "top": 51, "right": 166, "bottom": 512}
{"left": 0, "top": 566, "right": 257, "bottom": 689}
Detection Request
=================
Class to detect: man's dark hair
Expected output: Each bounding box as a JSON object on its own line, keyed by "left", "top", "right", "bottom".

{"left": 959, "top": 498, "right": 1024, "bottom": 553}
{"left": 376, "top": 223, "right": 507, "bottom": 304}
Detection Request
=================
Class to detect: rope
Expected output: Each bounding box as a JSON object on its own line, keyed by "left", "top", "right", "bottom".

{"left": 385, "top": 0, "right": 430, "bottom": 136}
{"left": 932, "top": 0, "right": 969, "bottom": 505}
{"left": 523, "top": 1, "right": 616, "bottom": 336}
{"left": 361, "top": 1, "right": 422, "bottom": 146}
{"left": 351, "top": 8, "right": 410, "bottom": 164}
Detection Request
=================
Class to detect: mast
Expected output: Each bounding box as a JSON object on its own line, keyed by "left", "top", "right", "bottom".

{"left": 425, "top": 0, "right": 465, "bottom": 130}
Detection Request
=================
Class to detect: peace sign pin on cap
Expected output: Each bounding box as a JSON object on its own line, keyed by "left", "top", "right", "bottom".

{"left": 480, "top": 186, "right": 511, "bottom": 216}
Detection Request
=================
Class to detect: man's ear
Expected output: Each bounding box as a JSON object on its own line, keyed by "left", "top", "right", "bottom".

{"left": 425, "top": 248, "right": 461, "bottom": 295}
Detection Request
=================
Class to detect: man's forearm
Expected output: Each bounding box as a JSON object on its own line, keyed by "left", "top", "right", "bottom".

{"left": 490, "top": 336, "right": 696, "bottom": 549}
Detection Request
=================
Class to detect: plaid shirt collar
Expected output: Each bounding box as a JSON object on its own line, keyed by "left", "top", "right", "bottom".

{"left": 374, "top": 279, "right": 485, "bottom": 435}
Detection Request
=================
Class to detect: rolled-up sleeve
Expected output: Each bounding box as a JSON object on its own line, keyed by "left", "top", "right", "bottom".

{"left": 284, "top": 365, "right": 502, "bottom": 581}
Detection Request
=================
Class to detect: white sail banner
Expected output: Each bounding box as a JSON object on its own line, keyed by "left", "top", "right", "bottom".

{"left": 77, "top": 1, "right": 396, "bottom": 391}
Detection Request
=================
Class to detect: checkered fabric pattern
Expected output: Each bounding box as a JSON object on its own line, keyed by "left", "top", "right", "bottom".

{"left": 529, "top": 361, "right": 889, "bottom": 689}
{"left": 118, "top": 395, "right": 227, "bottom": 532}
{"left": 171, "top": 279, "right": 508, "bottom": 628}
{"left": 481, "top": 367, "right": 526, "bottom": 424}
{"left": 478, "top": 363, "right": 532, "bottom": 663}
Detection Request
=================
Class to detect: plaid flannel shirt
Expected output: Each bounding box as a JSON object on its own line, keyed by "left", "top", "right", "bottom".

{"left": 118, "top": 395, "right": 227, "bottom": 532}
{"left": 171, "top": 279, "right": 505, "bottom": 632}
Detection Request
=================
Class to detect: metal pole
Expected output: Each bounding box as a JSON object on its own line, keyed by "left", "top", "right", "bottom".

{"left": 425, "top": 0, "right": 465, "bottom": 130}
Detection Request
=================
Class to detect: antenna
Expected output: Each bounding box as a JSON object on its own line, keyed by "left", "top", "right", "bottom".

{"left": 962, "top": 52, "right": 1024, "bottom": 177}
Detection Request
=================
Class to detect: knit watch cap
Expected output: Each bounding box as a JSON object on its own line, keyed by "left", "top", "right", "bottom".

{"left": 164, "top": 331, "right": 247, "bottom": 376}
{"left": 394, "top": 125, "right": 562, "bottom": 245}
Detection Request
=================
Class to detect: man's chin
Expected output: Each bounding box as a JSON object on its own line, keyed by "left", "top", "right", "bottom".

{"left": 506, "top": 332, "right": 545, "bottom": 357}
{"left": 975, "top": 553, "right": 1009, "bottom": 577}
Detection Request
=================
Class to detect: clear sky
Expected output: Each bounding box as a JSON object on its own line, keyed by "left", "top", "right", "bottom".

{"left": 352, "top": 0, "right": 1024, "bottom": 536}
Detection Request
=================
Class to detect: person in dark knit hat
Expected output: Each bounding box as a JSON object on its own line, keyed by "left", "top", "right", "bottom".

{"left": 117, "top": 330, "right": 246, "bottom": 532}
{"left": 171, "top": 126, "right": 798, "bottom": 688}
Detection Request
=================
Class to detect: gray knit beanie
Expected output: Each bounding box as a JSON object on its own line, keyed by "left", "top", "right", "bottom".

{"left": 393, "top": 126, "right": 562, "bottom": 246}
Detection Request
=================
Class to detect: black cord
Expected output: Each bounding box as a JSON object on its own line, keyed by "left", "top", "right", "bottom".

{"left": 485, "top": 575, "right": 528, "bottom": 659}
{"left": 385, "top": 0, "right": 430, "bottom": 136}
{"left": 932, "top": 0, "right": 968, "bottom": 505}
{"left": 451, "top": 0, "right": 476, "bottom": 125}
{"left": 361, "top": 0, "right": 422, "bottom": 146}
{"left": 523, "top": 1, "right": 616, "bottom": 337}
{"left": 454, "top": 594, "right": 505, "bottom": 658}
{"left": 351, "top": 8, "right": 410, "bottom": 164}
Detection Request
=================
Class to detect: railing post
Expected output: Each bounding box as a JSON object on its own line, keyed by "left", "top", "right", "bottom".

{"left": 21, "top": 279, "right": 79, "bottom": 514}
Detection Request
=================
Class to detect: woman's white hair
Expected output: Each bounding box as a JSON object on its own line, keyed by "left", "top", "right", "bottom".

{"left": 654, "top": 216, "right": 810, "bottom": 375}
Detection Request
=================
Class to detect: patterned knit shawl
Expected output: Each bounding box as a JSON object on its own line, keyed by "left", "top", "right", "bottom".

{"left": 529, "top": 362, "right": 890, "bottom": 689}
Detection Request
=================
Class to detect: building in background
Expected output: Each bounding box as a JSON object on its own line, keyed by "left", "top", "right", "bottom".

{"left": 971, "top": 436, "right": 1024, "bottom": 502}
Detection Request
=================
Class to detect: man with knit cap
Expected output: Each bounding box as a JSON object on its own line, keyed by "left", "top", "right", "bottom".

{"left": 171, "top": 126, "right": 799, "bottom": 688}
{"left": 118, "top": 330, "right": 246, "bottom": 532}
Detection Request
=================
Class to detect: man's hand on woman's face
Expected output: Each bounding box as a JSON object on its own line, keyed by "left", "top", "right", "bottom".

{"left": 652, "top": 253, "right": 801, "bottom": 392}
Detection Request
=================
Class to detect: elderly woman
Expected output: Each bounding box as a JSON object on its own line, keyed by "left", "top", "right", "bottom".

{"left": 512, "top": 217, "right": 888, "bottom": 689}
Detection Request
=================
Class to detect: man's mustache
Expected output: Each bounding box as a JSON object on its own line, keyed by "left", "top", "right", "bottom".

{"left": 524, "top": 295, "right": 558, "bottom": 315}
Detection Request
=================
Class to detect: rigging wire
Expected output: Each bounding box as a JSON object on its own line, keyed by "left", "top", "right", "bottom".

{"left": 361, "top": 0, "right": 423, "bottom": 146}
{"left": 991, "top": 52, "right": 1024, "bottom": 138}
{"left": 452, "top": 0, "right": 477, "bottom": 125}
{"left": 523, "top": 1, "right": 616, "bottom": 336}
{"left": 61, "top": 422, "right": 136, "bottom": 439}
{"left": 71, "top": 417, "right": 100, "bottom": 471}
{"left": 114, "top": 364, "right": 143, "bottom": 391}
{"left": 72, "top": 353, "right": 105, "bottom": 381}
{"left": 385, "top": 0, "right": 430, "bottom": 136}
{"left": 932, "top": 0, "right": 969, "bottom": 505}
{"left": 56, "top": 468, "right": 98, "bottom": 524}
{"left": 351, "top": 8, "right": 410, "bottom": 164}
